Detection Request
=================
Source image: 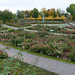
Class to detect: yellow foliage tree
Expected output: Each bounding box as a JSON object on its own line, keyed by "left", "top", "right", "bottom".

{"left": 54, "top": 16, "right": 61, "bottom": 20}
{"left": 60, "top": 16, "right": 66, "bottom": 20}
{"left": 27, "top": 16, "right": 36, "bottom": 20}
{"left": 37, "top": 15, "right": 43, "bottom": 20}
{"left": 46, "top": 16, "right": 53, "bottom": 20}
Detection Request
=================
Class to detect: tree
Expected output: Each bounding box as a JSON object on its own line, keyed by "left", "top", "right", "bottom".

{"left": 66, "top": 4, "right": 75, "bottom": 20}
{"left": 32, "top": 8, "right": 39, "bottom": 18}
{"left": 48, "top": 8, "right": 57, "bottom": 18}
{"left": 41, "top": 8, "right": 46, "bottom": 12}
{"left": 56, "top": 9, "right": 61, "bottom": 17}
{"left": 40, "top": 8, "right": 49, "bottom": 17}
{"left": 2, "top": 10, "right": 14, "bottom": 23}
{"left": 24, "top": 10, "right": 30, "bottom": 17}
{"left": 0, "top": 11, "right": 3, "bottom": 20}
{"left": 29, "top": 10, "right": 33, "bottom": 17}
{"left": 40, "top": 10, "right": 49, "bottom": 17}
{"left": 16, "top": 10, "right": 24, "bottom": 18}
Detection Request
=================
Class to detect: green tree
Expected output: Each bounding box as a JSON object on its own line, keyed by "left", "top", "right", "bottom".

{"left": 0, "top": 11, "right": 3, "bottom": 20}
{"left": 56, "top": 9, "right": 61, "bottom": 17}
{"left": 29, "top": 10, "right": 33, "bottom": 17}
{"left": 16, "top": 10, "right": 24, "bottom": 18}
{"left": 51, "top": 8, "right": 57, "bottom": 18}
{"left": 24, "top": 10, "right": 30, "bottom": 17}
{"left": 42, "top": 10, "right": 49, "bottom": 17}
{"left": 32, "top": 8, "right": 39, "bottom": 18}
{"left": 2, "top": 10, "right": 14, "bottom": 23}
{"left": 66, "top": 4, "right": 75, "bottom": 20}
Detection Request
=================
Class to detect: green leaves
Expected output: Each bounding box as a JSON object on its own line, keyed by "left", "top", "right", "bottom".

{"left": 0, "top": 10, "right": 14, "bottom": 23}
{"left": 66, "top": 3, "right": 75, "bottom": 20}
{"left": 32, "top": 8, "right": 39, "bottom": 18}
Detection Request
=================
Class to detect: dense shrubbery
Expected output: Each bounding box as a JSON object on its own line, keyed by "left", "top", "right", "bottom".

{"left": 69, "top": 52, "right": 75, "bottom": 61}
{"left": 0, "top": 48, "right": 57, "bottom": 75}
{"left": 27, "top": 25, "right": 75, "bottom": 34}
{"left": 0, "top": 50, "right": 8, "bottom": 59}
{"left": 6, "top": 22, "right": 31, "bottom": 27}
{"left": 0, "top": 26, "right": 75, "bottom": 61}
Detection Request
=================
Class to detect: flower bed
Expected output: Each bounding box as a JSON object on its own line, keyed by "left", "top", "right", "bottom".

{"left": 27, "top": 25, "right": 75, "bottom": 34}
{"left": 6, "top": 23, "right": 31, "bottom": 27}
{"left": 0, "top": 26, "right": 75, "bottom": 61}
{"left": 0, "top": 54, "right": 58, "bottom": 75}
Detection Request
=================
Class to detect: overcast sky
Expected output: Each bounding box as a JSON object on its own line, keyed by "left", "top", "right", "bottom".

{"left": 0, "top": 0, "right": 75, "bottom": 13}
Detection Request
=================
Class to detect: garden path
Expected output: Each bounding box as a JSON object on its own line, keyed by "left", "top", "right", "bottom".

{"left": 2, "top": 24, "right": 38, "bottom": 32}
{"left": 0, "top": 44, "right": 75, "bottom": 75}
{"left": 1, "top": 24, "right": 75, "bottom": 36}
{"left": 67, "top": 23, "right": 75, "bottom": 27}
{"left": 51, "top": 33, "right": 75, "bottom": 36}
{"left": 65, "top": 28, "right": 75, "bottom": 31}
{"left": 31, "top": 24, "right": 70, "bottom": 28}
{"left": 2, "top": 24, "right": 19, "bottom": 30}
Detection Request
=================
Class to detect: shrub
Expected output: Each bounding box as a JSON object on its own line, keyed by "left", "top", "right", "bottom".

{"left": 38, "top": 30, "right": 49, "bottom": 37}
{"left": 0, "top": 50, "right": 8, "bottom": 59}
{"left": 0, "top": 25, "right": 2, "bottom": 27}
{"left": 8, "top": 29, "right": 15, "bottom": 32}
{"left": 31, "top": 44, "right": 48, "bottom": 54}
{"left": 69, "top": 52, "right": 75, "bottom": 61}
{"left": 10, "top": 37, "right": 23, "bottom": 46}
{"left": 25, "top": 24, "right": 31, "bottom": 27}
{"left": 46, "top": 42, "right": 63, "bottom": 57}
{"left": 70, "top": 36, "right": 75, "bottom": 39}
{"left": 25, "top": 32, "right": 37, "bottom": 38}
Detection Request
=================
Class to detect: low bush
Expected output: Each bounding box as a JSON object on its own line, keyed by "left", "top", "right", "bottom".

{"left": 0, "top": 50, "right": 8, "bottom": 59}
{"left": 10, "top": 37, "right": 23, "bottom": 46}
{"left": 38, "top": 30, "right": 49, "bottom": 37}
{"left": 69, "top": 52, "right": 75, "bottom": 61}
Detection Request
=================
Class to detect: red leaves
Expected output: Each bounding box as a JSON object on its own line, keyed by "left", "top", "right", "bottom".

{"left": 66, "top": 31, "right": 72, "bottom": 34}
{"left": 69, "top": 43, "right": 74, "bottom": 46}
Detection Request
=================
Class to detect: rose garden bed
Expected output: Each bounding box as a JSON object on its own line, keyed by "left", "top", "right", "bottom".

{"left": 27, "top": 25, "right": 75, "bottom": 34}
{"left": 0, "top": 25, "right": 75, "bottom": 62}
{"left": 6, "top": 23, "right": 31, "bottom": 27}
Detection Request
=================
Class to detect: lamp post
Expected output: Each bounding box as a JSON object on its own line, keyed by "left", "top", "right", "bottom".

{"left": 43, "top": 14, "right": 45, "bottom": 22}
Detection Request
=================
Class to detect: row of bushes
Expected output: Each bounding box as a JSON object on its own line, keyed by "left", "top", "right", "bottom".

{"left": 26, "top": 16, "right": 66, "bottom": 21}
{"left": 0, "top": 29, "right": 75, "bottom": 61}
{"left": 0, "top": 25, "right": 75, "bottom": 61}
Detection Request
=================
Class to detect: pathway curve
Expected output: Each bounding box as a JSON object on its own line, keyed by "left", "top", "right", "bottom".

{"left": 65, "top": 28, "right": 75, "bottom": 31}
{"left": 2, "top": 24, "right": 19, "bottom": 30}
{"left": 66, "top": 23, "right": 75, "bottom": 27}
{"left": 2, "top": 24, "right": 38, "bottom": 32}
{"left": 31, "top": 23, "right": 70, "bottom": 28}
{"left": 51, "top": 33, "right": 75, "bottom": 36}
{"left": 0, "top": 44, "right": 75, "bottom": 75}
{"left": 1, "top": 24, "right": 75, "bottom": 36}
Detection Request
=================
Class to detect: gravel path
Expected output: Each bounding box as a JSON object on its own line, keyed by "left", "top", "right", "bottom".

{"left": 31, "top": 24, "right": 70, "bottom": 28}
{"left": 67, "top": 23, "right": 75, "bottom": 27}
{"left": 0, "top": 44, "right": 75, "bottom": 75}
{"left": 2, "top": 24, "right": 19, "bottom": 30}
{"left": 65, "top": 28, "right": 75, "bottom": 31}
{"left": 1, "top": 24, "right": 75, "bottom": 36}
{"left": 24, "top": 29, "right": 38, "bottom": 32}
{"left": 2, "top": 24, "right": 38, "bottom": 32}
{"left": 51, "top": 33, "right": 75, "bottom": 36}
